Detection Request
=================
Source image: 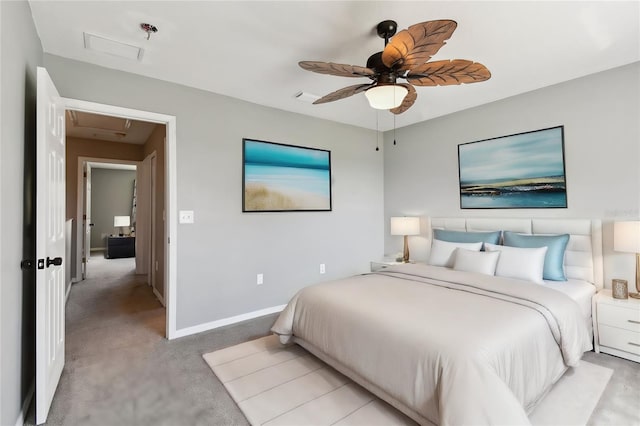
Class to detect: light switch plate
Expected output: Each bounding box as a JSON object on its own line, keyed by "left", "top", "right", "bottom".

{"left": 179, "top": 210, "right": 194, "bottom": 224}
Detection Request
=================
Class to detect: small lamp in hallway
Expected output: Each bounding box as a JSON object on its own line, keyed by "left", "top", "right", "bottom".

{"left": 114, "top": 215, "right": 130, "bottom": 237}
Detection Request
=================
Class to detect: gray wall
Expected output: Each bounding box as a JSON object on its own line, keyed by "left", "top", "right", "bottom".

{"left": 383, "top": 62, "right": 640, "bottom": 287}
{"left": 43, "top": 54, "right": 384, "bottom": 330}
{"left": 0, "top": 1, "right": 43, "bottom": 425}
{"left": 90, "top": 168, "right": 136, "bottom": 249}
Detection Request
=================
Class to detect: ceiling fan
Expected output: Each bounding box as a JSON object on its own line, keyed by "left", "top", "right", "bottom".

{"left": 299, "top": 19, "right": 491, "bottom": 114}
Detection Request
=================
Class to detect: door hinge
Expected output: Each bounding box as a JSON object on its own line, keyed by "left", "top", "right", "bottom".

{"left": 82, "top": 257, "right": 86, "bottom": 263}
{"left": 20, "top": 259, "right": 34, "bottom": 270}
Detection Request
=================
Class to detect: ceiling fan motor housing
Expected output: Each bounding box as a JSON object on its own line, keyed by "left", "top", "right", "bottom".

{"left": 366, "top": 52, "right": 398, "bottom": 85}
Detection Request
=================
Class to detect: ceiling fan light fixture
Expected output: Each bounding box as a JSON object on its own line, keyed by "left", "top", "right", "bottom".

{"left": 365, "top": 84, "right": 408, "bottom": 110}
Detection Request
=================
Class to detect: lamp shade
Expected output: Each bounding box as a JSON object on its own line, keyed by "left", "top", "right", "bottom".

{"left": 365, "top": 85, "right": 408, "bottom": 110}
{"left": 390, "top": 217, "right": 420, "bottom": 236}
{"left": 614, "top": 221, "right": 640, "bottom": 253}
{"left": 114, "top": 215, "right": 131, "bottom": 227}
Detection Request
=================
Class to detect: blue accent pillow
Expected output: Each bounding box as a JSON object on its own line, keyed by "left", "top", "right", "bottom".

{"left": 433, "top": 229, "right": 501, "bottom": 246}
{"left": 503, "top": 231, "right": 570, "bottom": 281}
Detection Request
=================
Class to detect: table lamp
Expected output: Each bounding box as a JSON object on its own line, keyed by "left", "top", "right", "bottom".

{"left": 390, "top": 217, "right": 420, "bottom": 263}
{"left": 114, "top": 215, "right": 130, "bottom": 237}
{"left": 614, "top": 220, "right": 640, "bottom": 299}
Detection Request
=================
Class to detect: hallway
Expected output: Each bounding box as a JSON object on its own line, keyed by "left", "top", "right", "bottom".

{"left": 48, "top": 254, "right": 166, "bottom": 424}
{"left": 31, "top": 254, "right": 275, "bottom": 425}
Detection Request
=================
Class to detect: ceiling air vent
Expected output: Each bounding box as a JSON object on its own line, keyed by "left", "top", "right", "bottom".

{"left": 83, "top": 32, "right": 144, "bottom": 61}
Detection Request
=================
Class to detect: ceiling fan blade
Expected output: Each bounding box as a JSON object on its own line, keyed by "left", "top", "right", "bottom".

{"left": 299, "top": 61, "right": 375, "bottom": 78}
{"left": 407, "top": 60, "right": 491, "bottom": 86}
{"left": 381, "top": 20, "right": 457, "bottom": 70}
{"left": 313, "top": 83, "right": 374, "bottom": 104}
{"left": 390, "top": 84, "right": 417, "bottom": 115}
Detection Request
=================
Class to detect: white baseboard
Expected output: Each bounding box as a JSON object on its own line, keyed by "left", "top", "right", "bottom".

{"left": 14, "top": 381, "right": 34, "bottom": 426}
{"left": 152, "top": 287, "right": 165, "bottom": 307}
{"left": 65, "top": 281, "right": 72, "bottom": 303}
{"left": 172, "top": 304, "right": 286, "bottom": 339}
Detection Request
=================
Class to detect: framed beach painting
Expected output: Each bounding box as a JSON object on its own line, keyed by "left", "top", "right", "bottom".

{"left": 458, "top": 126, "right": 567, "bottom": 209}
{"left": 242, "top": 139, "right": 332, "bottom": 212}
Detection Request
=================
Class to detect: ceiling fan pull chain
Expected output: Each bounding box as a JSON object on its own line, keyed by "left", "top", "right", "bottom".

{"left": 375, "top": 111, "right": 380, "bottom": 151}
{"left": 393, "top": 115, "right": 397, "bottom": 146}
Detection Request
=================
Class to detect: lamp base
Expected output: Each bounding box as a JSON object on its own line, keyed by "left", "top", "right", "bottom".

{"left": 402, "top": 235, "right": 410, "bottom": 263}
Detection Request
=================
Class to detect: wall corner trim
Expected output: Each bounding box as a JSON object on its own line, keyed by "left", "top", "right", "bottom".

{"left": 170, "top": 304, "right": 286, "bottom": 340}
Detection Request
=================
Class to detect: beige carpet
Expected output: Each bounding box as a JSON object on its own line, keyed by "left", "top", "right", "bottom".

{"left": 204, "top": 335, "right": 612, "bottom": 426}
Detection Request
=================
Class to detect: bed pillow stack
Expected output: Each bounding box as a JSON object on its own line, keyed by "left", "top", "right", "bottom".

{"left": 428, "top": 228, "right": 570, "bottom": 284}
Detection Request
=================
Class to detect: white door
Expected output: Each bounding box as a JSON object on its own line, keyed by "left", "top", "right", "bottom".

{"left": 150, "top": 154, "right": 157, "bottom": 293}
{"left": 135, "top": 155, "right": 151, "bottom": 276}
{"left": 36, "top": 67, "right": 66, "bottom": 424}
{"left": 82, "top": 163, "right": 92, "bottom": 278}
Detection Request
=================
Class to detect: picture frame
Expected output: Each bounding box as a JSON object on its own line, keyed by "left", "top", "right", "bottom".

{"left": 458, "top": 126, "right": 567, "bottom": 209}
{"left": 242, "top": 138, "right": 332, "bottom": 212}
{"left": 612, "top": 279, "right": 629, "bottom": 299}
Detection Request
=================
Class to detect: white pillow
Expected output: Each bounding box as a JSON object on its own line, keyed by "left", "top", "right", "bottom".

{"left": 453, "top": 248, "right": 500, "bottom": 276}
{"left": 485, "top": 243, "right": 548, "bottom": 284}
{"left": 428, "top": 239, "right": 483, "bottom": 268}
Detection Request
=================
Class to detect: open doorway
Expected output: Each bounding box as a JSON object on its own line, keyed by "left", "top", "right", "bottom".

{"left": 63, "top": 103, "right": 175, "bottom": 337}
{"left": 84, "top": 162, "right": 138, "bottom": 272}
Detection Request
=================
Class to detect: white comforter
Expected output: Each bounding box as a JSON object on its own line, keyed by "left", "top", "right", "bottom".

{"left": 272, "top": 264, "right": 592, "bottom": 426}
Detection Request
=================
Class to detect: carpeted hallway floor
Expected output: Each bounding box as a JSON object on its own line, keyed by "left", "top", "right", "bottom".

{"left": 27, "top": 253, "right": 640, "bottom": 425}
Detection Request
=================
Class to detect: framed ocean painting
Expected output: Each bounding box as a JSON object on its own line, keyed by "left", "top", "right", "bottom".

{"left": 242, "top": 139, "right": 332, "bottom": 212}
{"left": 458, "top": 126, "right": 567, "bottom": 209}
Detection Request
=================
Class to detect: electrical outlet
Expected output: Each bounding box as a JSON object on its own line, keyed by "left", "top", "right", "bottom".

{"left": 320, "top": 264, "right": 326, "bottom": 274}
{"left": 257, "top": 273, "right": 263, "bottom": 285}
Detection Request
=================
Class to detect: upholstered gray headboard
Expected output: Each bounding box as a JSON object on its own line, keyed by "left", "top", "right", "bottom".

{"left": 430, "top": 217, "right": 604, "bottom": 290}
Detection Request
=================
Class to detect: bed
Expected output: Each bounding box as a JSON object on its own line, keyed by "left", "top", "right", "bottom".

{"left": 271, "top": 218, "right": 603, "bottom": 425}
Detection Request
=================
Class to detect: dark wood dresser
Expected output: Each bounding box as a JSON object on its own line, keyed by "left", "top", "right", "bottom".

{"left": 106, "top": 236, "right": 135, "bottom": 259}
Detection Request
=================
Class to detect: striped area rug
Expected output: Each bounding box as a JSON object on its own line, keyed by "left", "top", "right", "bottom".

{"left": 203, "top": 335, "right": 612, "bottom": 426}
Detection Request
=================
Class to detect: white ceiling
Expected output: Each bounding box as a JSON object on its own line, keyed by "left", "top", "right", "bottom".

{"left": 29, "top": 1, "right": 640, "bottom": 131}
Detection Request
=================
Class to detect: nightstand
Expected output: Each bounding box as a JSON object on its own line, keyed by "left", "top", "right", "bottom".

{"left": 593, "top": 289, "right": 640, "bottom": 363}
{"left": 370, "top": 259, "right": 408, "bottom": 272}
{"left": 106, "top": 236, "right": 136, "bottom": 259}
